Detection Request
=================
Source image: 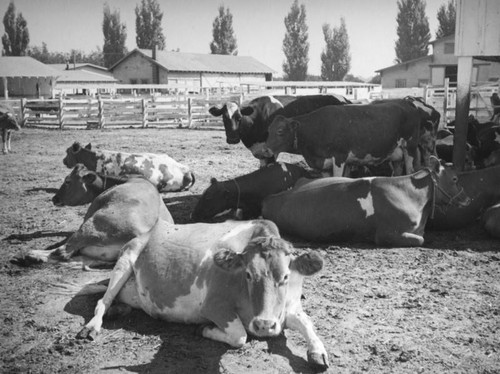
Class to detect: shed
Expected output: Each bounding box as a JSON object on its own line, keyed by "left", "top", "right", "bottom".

{"left": 49, "top": 63, "right": 118, "bottom": 96}
{"left": 0, "top": 56, "right": 60, "bottom": 98}
{"left": 109, "top": 48, "right": 275, "bottom": 92}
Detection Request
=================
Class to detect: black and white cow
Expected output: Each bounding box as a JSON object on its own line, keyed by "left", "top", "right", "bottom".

{"left": 0, "top": 104, "right": 21, "bottom": 154}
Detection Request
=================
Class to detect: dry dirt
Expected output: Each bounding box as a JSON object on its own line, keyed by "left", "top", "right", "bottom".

{"left": 1, "top": 127, "right": 499, "bottom": 374}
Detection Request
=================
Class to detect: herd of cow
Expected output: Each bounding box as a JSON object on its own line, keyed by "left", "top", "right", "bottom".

{"left": 5, "top": 93, "right": 500, "bottom": 370}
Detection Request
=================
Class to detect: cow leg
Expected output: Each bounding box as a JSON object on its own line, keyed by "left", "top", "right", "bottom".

{"left": 6, "top": 130, "right": 11, "bottom": 153}
{"left": 285, "top": 310, "right": 329, "bottom": 369}
{"left": 375, "top": 231, "right": 424, "bottom": 247}
{"left": 332, "top": 158, "right": 344, "bottom": 177}
{"left": 1, "top": 129, "right": 7, "bottom": 154}
{"left": 202, "top": 316, "right": 247, "bottom": 348}
{"left": 77, "top": 235, "right": 149, "bottom": 340}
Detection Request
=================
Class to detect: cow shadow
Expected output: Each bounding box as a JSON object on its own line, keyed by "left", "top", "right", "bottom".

{"left": 162, "top": 194, "right": 199, "bottom": 224}
{"left": 64, "top": 293, "right": 313, "bottom": 373}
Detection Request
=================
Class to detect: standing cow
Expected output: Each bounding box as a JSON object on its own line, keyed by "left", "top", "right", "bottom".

{"left": 0, "top": 104, "right": 21, "bottom": 154}
{"left": 263, "top": 99, "right": 426, "bottom": 176}
{"left": 63, "top": 142, "right": 195, "bottom": 193}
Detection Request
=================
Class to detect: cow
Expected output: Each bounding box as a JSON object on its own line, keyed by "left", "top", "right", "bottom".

{"left": 0, "top": 104, "right": 21, "bottom": 154}
{"left": 12, "top": 177, "right": 174, "bottom": 270}
{"left": 191, "top": 162, "right": 311, "bottom": 222}
{"left": 76, "top": 219, "right": 329, "bottom": 369}
{"left": 262, "top": 157, "right": 470, "bottom": 246}
{"left": 427, "top": 164, "right": 500, "bottom": 230}
{"left": 209, "top": 94, "right": 350, "bottom": 166}
{"left": 63, "top": 142, "right": 195, "bottom": 193}
{"left": 52, "top": 163, "right": 144, "bottom": 206}
{"left": 436, "top": 132, "right": 476, "bottom": 170}
{"left": 490, "top": 93, "right": 500, "bottom": 124}
{"left": 474, "top": 123, "right": 500, "bottom": 168}
{"left": 482, "top": 203, "right": 500, "bottom": 238}
{"left": 263, "top": 98, "right": 428, "bottom": 177}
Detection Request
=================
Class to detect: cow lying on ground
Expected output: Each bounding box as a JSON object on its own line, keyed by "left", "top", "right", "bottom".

{"left": 12, "top": 177, "right": 174, "bottom": 269}
{"left": 0, "top": 104, "right": 21, "bottom": 154}
{"left": 490, "top": 93, "right": 500, "bottom": 123}
{"left": 209, "top": 94, "right": 349, "bottom": 166}
{"left": 262, "top": 158, "right": 470, "bottom": 246}
{"left": 75, "top": 219, "right": 329, "bottom": 369}
{"left": 52, "top": 163, "right": 141, "bottom": 206}
{"left": 263, "top": 98, "right": 428, "bottom": 176}
{"left": 191, "top": 162, "right": 311, "bottom": 221}
{"left": 427, "top": 164, "right": 500, "bottom": 230}
{"left": 63, "top": 142, "right": 195, "bottom": 192}
{"left": 482, "top": 203, "right": 500, "bottom": 238}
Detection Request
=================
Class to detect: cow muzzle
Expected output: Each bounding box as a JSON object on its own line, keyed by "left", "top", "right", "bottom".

{"left": 226, "top": 136, "right": 240, "bottom": 145}
{"left": 251, "top": 318, "right": 281, "bottom": 337}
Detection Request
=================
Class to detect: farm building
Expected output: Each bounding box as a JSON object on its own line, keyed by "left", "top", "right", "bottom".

{"left": 109, "top": 48, "right": 275, "bottom": 93}
{"left": 49, "top": 63, "right": 118, "bottom": 96}
{"left": 0, "top": 56, "right": 60, "bottom": 98}
{"left": 376, "top": 35, "right": 500, "bottom": 89}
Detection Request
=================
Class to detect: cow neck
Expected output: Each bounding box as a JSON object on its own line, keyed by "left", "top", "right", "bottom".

{"left": 232, "top": 179, "right": 241, "bottom": 208}
{"left": 427, "top": 168, "right": 467, "bottom": 218}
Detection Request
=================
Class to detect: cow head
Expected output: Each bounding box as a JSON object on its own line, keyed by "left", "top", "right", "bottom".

{"left": 213, "top": 236, "right": 323, "bottom": 338}
{"left": 426, "top": 157, "right": 471, "bottom": 209}
{"left": 63, "top": 142, "right": 93, "bottom": 168}
{"left": 0, "top": 110, "right": 21, "bottom": 131}
{"left": 53, "top": 164, "right": 102, "bottom": 206}
{"left": 209, "top": 102, "right": 252, "bottom": 144}
{"left": 261, "top": 115, "right": 299, "bottom": 158}
{"left": 191, "top": 178, "right": 234, "bottom": 222}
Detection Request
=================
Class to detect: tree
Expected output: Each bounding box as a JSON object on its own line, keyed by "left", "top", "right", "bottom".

{"left": 135, "top": 0, "right": 166, "bottom": 50}
{"left": 282, "top": 0, "right": 309, "bottom": 81}
{"left": 209, "top": 5, "right": 237, "bottom": 55}
{"left": 394, "top": 0, "right": 431, "bottom": 63}
{"left": 2, "top": 1, "right": 29, "bottom": 56}
{"left": 103, "top": 4, "right": 127, "bottom": 68}
{"left": 436, "top": 0, "right": 456, "bottom": 39}
{"left": 320, "top": 18, "right": 351, "bottom": 81}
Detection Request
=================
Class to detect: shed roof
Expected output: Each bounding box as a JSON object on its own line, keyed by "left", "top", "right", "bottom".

{"left": 49, "top": 63, "right": 110, "bottom": 73}
{"left": 110, "top": 49, "right": 275, "bottom": 74}
{"left": 56, "top": 69, "right": 118, "bottom": 83}
{"left": 0, "top": 56, "right": 60, "bottom": 77}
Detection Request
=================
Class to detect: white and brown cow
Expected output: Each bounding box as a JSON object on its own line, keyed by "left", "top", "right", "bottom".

{"left": 63, "top": 142, "right": 195, "bottom": 192}
{"left": 0, "top": 104, "right": 21, "bottom": 154}
{"left": 74, "top": 219, "right": 328, "bottom": 369}
{"left": 12, "top": 177, "right": 174, "bottom": 269}
{"left": 262, "top": 158, "right": 470, "bottom": 246}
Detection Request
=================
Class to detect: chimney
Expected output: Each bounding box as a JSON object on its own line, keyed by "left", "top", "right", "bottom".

{"left": 152, "top": 44, "right": 159, "bottom": 84}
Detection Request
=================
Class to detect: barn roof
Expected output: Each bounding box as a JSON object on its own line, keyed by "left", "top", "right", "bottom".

{"left": 0, "top": 56, "right": 60, "bottom": 77}
{"left": 110, "top": 49, "right": 275, "bottom": 75}
{"left": 49, "top": 63, "right": 110, "bottom": 73}
{"left": 56, "top": 69, "right": 118, "bottom": 83}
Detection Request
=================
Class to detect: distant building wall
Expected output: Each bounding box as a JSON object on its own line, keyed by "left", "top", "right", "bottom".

{"left": 0, "top": 77, "right": 53, "bottom": 97}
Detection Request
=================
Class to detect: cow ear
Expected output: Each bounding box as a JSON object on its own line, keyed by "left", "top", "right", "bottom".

{"left": 241, "top": 106, "right": 254, "bottom": 116}
{"left": 209, "top": 106, "right": 224, "bottom": 117}
{"left": 82, "top": 172, "right": 97, "bottom": 185}
{"left": 213, "top": 249, "right": 244, "bottom": 272}
{"left": 291, "top": 251, "right": 323, "bottom": 276}
{"left": 85, "top": 143, "right": 92, "bottom": 150}
{"left": 429, "top": 155, "right": 441, "bottom": 172}
{"left": 210, "top": 177, "right": 218, "bottom": 185}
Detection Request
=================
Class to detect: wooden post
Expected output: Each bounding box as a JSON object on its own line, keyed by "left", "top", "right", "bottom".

{"left": 98, "top": 95, "right": 105, "bottom": 128}
{"left": 453, "top": 56, "right": 473, "bottom": 171}
{"left": 187, "top": 97, "right": 192, "bottom": 128}
{"left": 20, "top": 98, "right": 27, "bottom": 127}
{"left": 141, "top": 98, "right": 148, "bottom": 128}
{"left": 58, "top": 96, "right": 65, "bottom": 129}
{"left": 443, "top": 78, "right": 449, "bottom": 127}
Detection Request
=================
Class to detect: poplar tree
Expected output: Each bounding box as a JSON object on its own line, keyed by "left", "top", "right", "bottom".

{"left": 2, "top": 1, "right": 29, "bottom": 56}
{"left": 135, "top": 0, "right": 166, "bottom": 50}
{"left": 394, "top": 0, "right": 431, "bottom": 63}
{"left": 210, "top": 5, "right": 238, "bottom": 55}
{"left": 103, "top": 4, "right": 127, "bottom": 67}
{"left": 320, "top": 17, "right": 351, "bottom": 81}
{"left": 282, "top": 0, "right": 309, "bottom": 81}
{"left": 436, "top": 0, "right": 456, "bottom": 39}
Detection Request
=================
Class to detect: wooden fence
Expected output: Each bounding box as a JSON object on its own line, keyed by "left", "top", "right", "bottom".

{"left": 2, "top": 94, "right": 248, "bottom": 129}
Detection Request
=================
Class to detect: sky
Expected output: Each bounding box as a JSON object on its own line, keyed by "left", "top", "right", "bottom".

{"left": 0, "top": 0, "right": 447, "bottom": 79}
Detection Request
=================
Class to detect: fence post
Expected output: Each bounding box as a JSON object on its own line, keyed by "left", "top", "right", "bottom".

{"left": 20, "top": 98, "right": 27, "bottom": 127}
{"left": 142, "top": 98, "right": 148, "bottom": 128}
{"left": 443, "top": 78, "right": 449, "bottom": 126}
{"left": 187, "top": 97, "right": 192, "bottom": 128}
{"left": 98, "top": 95, "right": 105, "bottom": 128}
{"left": 58, "top": 96, "right": 65, "bottom": 129}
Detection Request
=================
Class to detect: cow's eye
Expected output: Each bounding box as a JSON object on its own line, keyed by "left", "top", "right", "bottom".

{"left": 452, "top": 176, "right": 458, "bottom": 183}
{"left": 278, "top": 274, "right": 289, "bottom": 286}
{"left": 246, "top": 271, "right": 252, "bottom": 281}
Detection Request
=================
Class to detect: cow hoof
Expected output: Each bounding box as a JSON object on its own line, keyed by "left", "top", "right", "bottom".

{"left": 307, "top": 351, "right": 329, "bottom": 371}
{"left": 10, "top": 254, "right": 44, "bottom": 267}
{"left": 76, "top": 327, "right": 98, "bottom": 341}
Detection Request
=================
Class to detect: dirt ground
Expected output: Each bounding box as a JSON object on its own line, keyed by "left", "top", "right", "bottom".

{"left": 1, "top": 127, "right": 499, "bottom": 374}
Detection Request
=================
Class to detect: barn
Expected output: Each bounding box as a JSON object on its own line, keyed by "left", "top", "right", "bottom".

{"left": 109, "top": 48, "right": 275, "bottom": 93}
